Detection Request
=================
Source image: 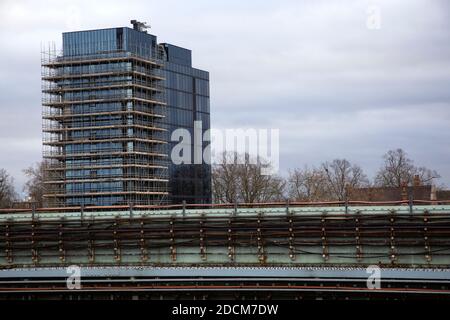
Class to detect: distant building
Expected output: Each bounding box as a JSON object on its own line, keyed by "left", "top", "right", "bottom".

{"left": 348, "top": 185, "right": 434, "bottom": 202}
{"left": 436, "top": 190, "right": 450, "bottom": 201}
{"left": 42, "top": 21, "right": 211, "bottom": 207}
{"left": 347, "top": 175, "right": 449, "bottom": 202}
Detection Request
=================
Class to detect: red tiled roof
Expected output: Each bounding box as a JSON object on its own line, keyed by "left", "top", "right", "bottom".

{"left": 348, "top": 185, "right": 432, "bottom": 201}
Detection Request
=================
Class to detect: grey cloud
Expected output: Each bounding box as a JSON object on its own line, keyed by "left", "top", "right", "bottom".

{"left": 0, "top": 0, "right": 449, "bottom": 195}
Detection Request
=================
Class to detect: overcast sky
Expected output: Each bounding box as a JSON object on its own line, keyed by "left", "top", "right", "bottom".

{"left": 0, "top": 0, "right": 449, "bottom": 197}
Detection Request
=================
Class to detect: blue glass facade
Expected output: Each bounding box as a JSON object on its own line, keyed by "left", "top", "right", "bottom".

{"left": 42, "top": 24, "right": 211, "bottom": 206}
{"left": 162, "top": 44, "right": 211, "bottom": 204}
{"left": 63, "top": 27, "right": 157, "bottom": 58}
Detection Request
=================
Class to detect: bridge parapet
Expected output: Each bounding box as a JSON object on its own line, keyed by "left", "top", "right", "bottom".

{"left": 1, "top": 205, "right": 449, "bottom": 268}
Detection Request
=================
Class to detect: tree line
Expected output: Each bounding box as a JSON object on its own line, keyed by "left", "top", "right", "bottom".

{"left": 0, "top": 161, "right": 47, "bottom": 208}
{"left": 212, "top": 148, "right": 441, "bottom": 203}
{"left": 0, "top": 148, "right": 442, "bottom": 208}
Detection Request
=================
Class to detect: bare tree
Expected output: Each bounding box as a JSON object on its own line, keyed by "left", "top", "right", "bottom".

{"left": 375, "top": 149, "right": 440, "bottom": 187}
{"left": 212, "top": 153, "right": 240, "bottom": 203}
{"left": 322, "top": 159, "right": 369, "bottom": 201}
{"left": 239, "top": 158, "right": 286, "bottom": 203}
{"left": 287, "top": 167, "right": 330, "bottom": 201}
{"left": 23, "top": 161, "right": 48, "bottom": 208}
{"left": 212, "top": 152, "right": 285, "bottom": 204}
{"left": 0, "top": 169, "right": 17, "bottom": 208}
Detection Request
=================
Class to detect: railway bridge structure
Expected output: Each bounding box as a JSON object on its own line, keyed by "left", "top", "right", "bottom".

{"left": 1, "top": 201, "right": 450, "bottom": 299}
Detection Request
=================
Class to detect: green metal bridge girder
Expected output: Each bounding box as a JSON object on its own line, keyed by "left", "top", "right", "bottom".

{"left": 1, "top": 205, "right": 450, "bottom": 222}
{"left": 0, "top": 205, "right": 450, "bottom": 268}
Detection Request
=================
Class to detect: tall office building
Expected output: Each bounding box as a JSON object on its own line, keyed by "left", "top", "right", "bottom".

{"left": 162, "top": 43, "right": 211, "bottom": 204}
{"left": 42, "top": 21, "right": 211, "bottom": 207}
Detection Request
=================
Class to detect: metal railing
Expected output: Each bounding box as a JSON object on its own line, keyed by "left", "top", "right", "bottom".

{"left": 42, "top": 80, "right": 164, "bottom": 93}
{"left": 43, "top": 133, "right": 167, "bottom": 143}
{"left": 43, "top": 105, "right": 167, "bottom": 118}
{"left": 43, "top": 148, "right": 168, "bottom": 157}
{"left": 42, "top": 160, "right": 169, "bottom": 170}
{"left": 2, "top": 199, "right": 450, "bottom": 214}
{"left": 42, "top": 92, "right": 166, "bottom": 105}
{"left": 42, "top": 50, "right": 165, "bottom": 67}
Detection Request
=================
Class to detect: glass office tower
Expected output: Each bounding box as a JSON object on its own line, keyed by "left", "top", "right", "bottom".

{"left": 42, "top": 22, "right": 211, "bottom": 207}
{"left": 162, "top": 44, "right": 211, "bottom": 204}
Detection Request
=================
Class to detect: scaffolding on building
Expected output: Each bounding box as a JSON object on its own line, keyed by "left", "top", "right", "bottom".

{"left": 41, "top": 43, "right": 170, "bottom": 207}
